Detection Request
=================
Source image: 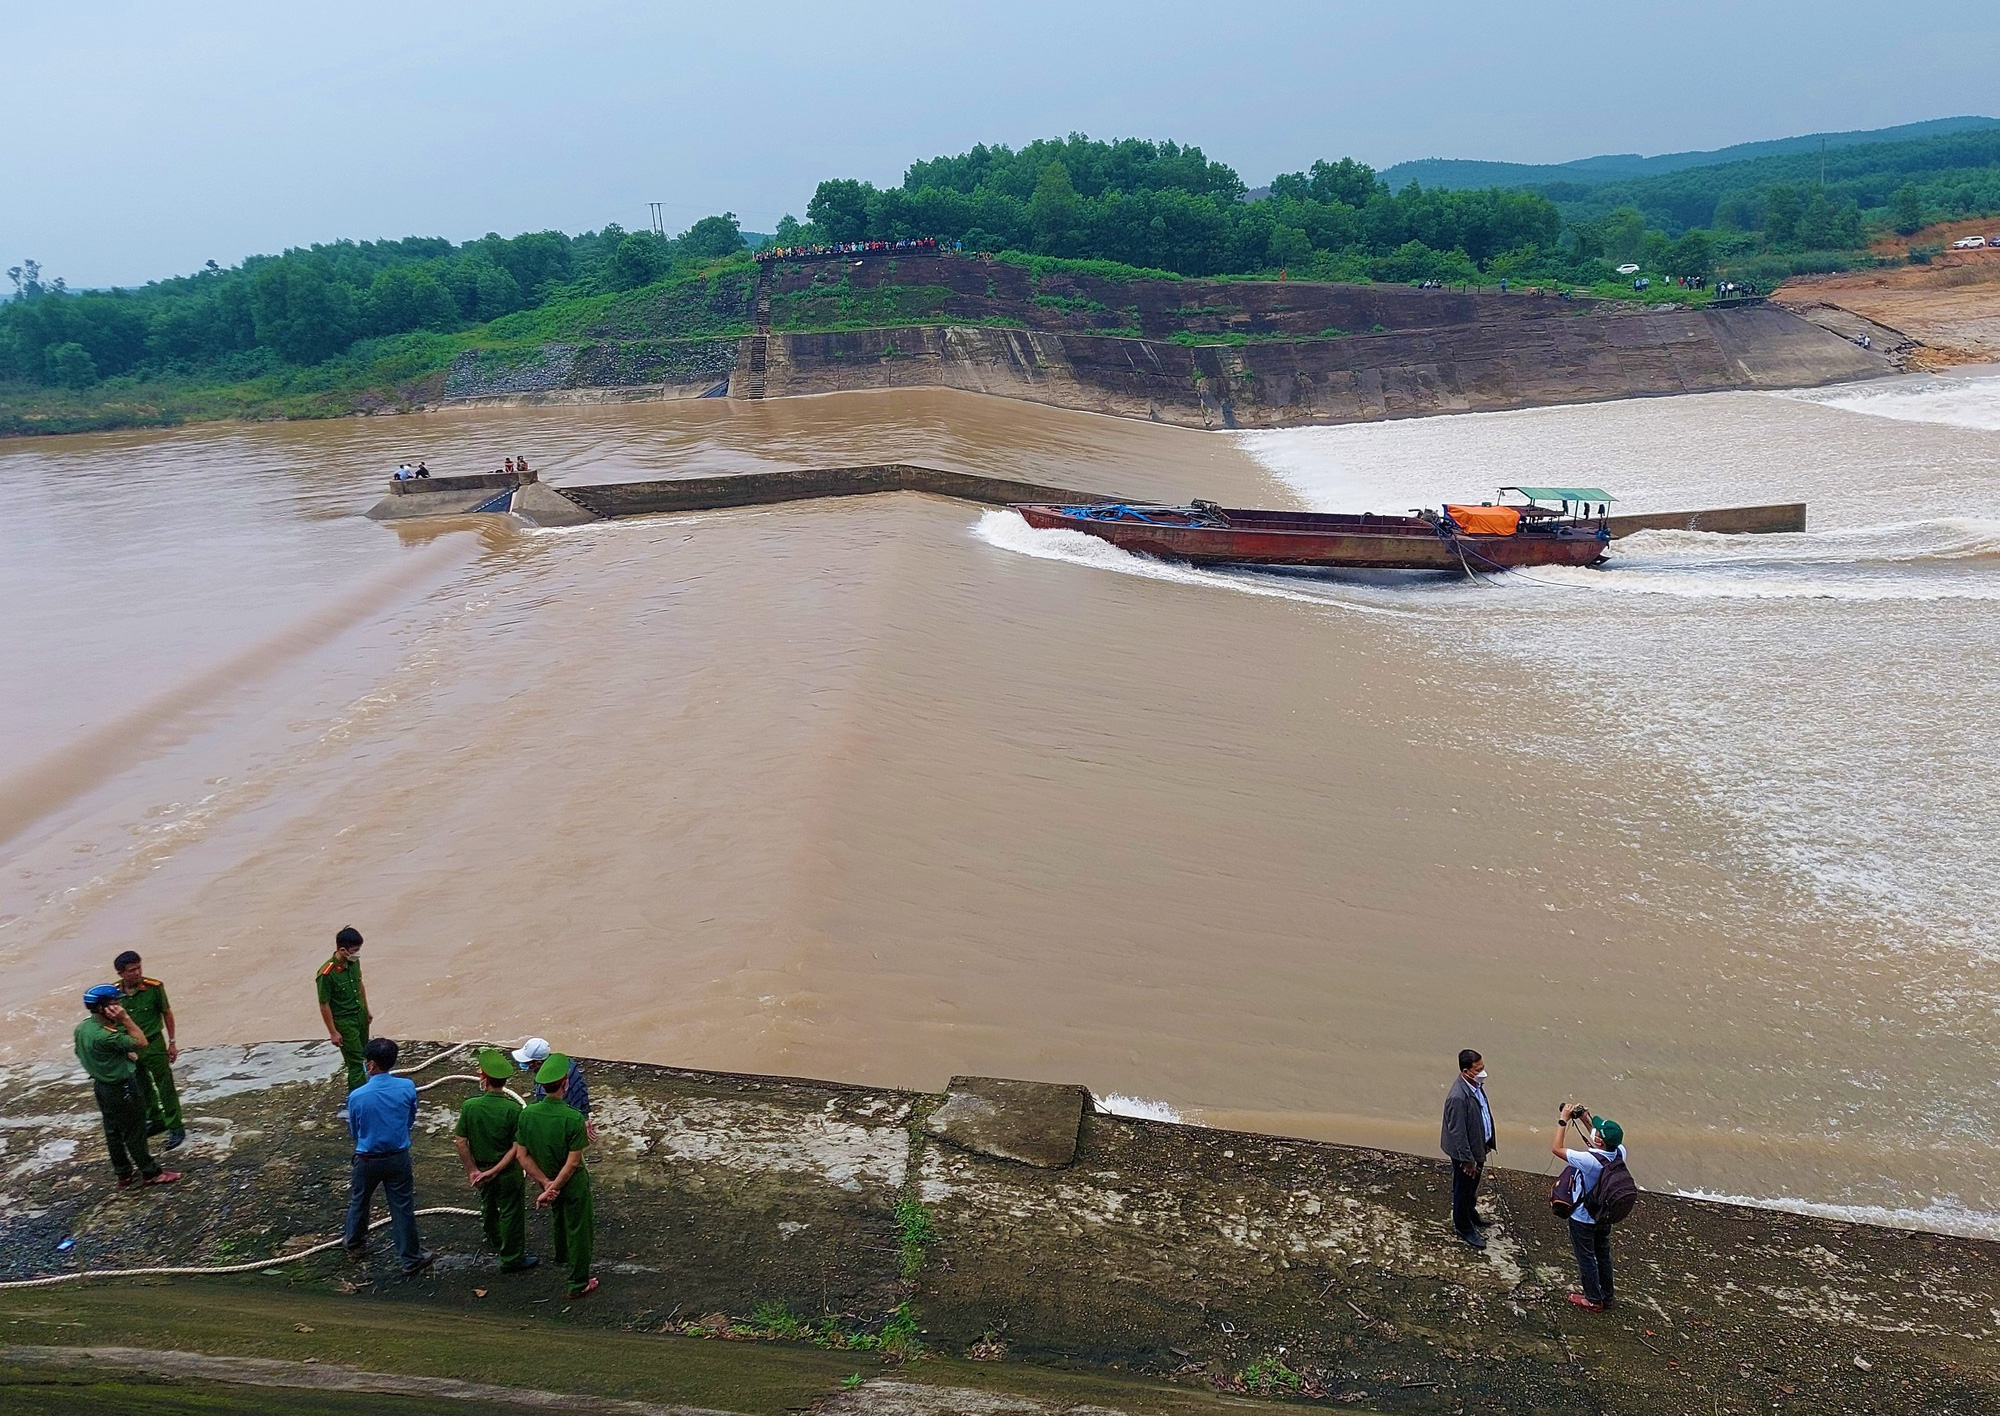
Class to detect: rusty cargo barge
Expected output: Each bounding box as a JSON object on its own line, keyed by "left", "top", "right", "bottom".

{"left": 1013, "top": 488, "right": 1613, "bottom": 573}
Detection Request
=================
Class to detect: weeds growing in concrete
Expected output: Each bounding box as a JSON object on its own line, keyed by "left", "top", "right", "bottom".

{"left": 1239, "top": 1355, "right": 1304, "bottom": 1394}
{"left": 895, "top": 1197, "right": 938, "bottom": 1281}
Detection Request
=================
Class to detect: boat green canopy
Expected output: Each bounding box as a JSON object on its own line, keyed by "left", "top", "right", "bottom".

{"left": 1503, "top": 486, "right": 1617, "bottom": 502}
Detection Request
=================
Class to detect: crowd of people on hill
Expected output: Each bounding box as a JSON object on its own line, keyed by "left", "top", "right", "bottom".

{"left": 756, "top": 236, "right": 950, "bottom": 263}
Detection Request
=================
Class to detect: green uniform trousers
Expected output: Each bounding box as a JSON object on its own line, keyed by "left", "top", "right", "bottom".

{"left": 333, "top": 1018, "right": 369, "bottom": 1092}
{"left": 481, "top": 1168, "right": 527, "bottom": 1269}
{"left": 545, "top": 1171, "right": 594, "bottom": 1294}
{"left": 134, "top": 1046, "right": 183, "bottom": 1133}
{"left": 92, "top": 1078, "right": 160, "bottom": 1181}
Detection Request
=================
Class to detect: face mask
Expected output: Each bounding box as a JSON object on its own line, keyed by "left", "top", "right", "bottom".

{"left": 1474, "top": 1070, "right": 1488, "bottom": 1084}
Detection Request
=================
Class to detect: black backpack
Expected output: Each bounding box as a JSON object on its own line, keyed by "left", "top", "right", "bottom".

{"left": 1549, "top": 1151, "right": 1640, "bottom": 1225}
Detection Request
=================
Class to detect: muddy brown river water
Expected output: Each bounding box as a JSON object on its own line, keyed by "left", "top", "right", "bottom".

{"left": 5, "top": 381, "right": 1999, "bottom": 1235}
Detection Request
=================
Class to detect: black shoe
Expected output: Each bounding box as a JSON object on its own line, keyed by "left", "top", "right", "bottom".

{"left": 145, "top": 1123, "right": 167, "bottom": 1137}
{"left": 343, "top": 1243, "right": 367, "bottom": 1260}
{"left": 1473, "top": 1210, "right": 1498, "bottom": 1226}
{"left": 164, "top": 1130, "right": 186, "bottom": 1151}
{"left": 1457, "top": 1230, "right": 1487, "bottom": 1250}
{"left": 500, "top": 1255, "right": 540, "bottom": 1273}
{"left": 402, "top": 1251, "right": 437, "bottom": 1278}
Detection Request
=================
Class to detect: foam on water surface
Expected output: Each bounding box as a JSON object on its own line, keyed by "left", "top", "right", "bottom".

{"left": 1675, "top": 1189, "right": 2000, "bottom": 1244}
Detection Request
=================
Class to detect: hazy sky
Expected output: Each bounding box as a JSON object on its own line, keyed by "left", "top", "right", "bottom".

{"left": 10, "top": 1, "right": 1998, "bottom": 287}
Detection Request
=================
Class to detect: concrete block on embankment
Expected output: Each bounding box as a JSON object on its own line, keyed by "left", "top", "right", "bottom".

{"left": 923, "top": 1076, "right": 1089, "bottom": 1168}
{"left": 508, "top": 479, "right": 604, "bottom": 527}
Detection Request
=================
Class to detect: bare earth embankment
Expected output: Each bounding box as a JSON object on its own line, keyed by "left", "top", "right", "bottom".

{"left": 1774, "top": 243, "right": 2000, "bottom": 366}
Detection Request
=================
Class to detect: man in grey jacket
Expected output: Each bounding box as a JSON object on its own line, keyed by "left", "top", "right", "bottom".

{"left": 1440, "top": 1048, "right": 1497, "bottom": 1249}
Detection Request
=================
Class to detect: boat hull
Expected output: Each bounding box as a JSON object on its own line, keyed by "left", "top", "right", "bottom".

{"left": 1012, "top": 504, "right": 1607, "bottom": 572}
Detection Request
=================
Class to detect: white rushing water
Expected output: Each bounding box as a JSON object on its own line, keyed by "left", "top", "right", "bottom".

{"left": 1779, "top": 366, "right": 2000, "bottom": 432}
{"left": 983, "top": 378, "right": 2000, "bottom": 971}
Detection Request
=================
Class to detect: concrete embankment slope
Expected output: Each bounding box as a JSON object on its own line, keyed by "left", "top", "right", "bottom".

{"left": 750, "top": 302, "right": 1887, "bottom": 430}
{"left": 431, "top": 255, "right": 1892, "bottom": 428}
{"left": 3, "top": 1042, "right": 1993, "bottom": 1414}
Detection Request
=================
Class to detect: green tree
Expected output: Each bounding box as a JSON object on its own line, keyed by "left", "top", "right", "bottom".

{"left": 1028, "top": 160, "right": 1081, "bottom": 254}
{"left": 1665, "top": 228, "right": 1715, "bottom": 278}
{"left": 45, "top": 340, "right": 98, "bottom": 388}
{"left": 678, "top": 213, "right": 746, "bottom": 260}
{"left": 1599, "top": 206, "right": 1647, "bottom": 262}
{"left": 472, "top": 264, "right": 522, "bottom": 320}
{"left": 249, "top": 261, "right": 355, "bottom": 363}
{"left": 807, "top": 179, "right": 874, "bottom": 242}
{"left": 1763, "top": 184, "right": 1803, "bottom": 245}
{"left": 608, "top": 232, "right": 671, "bottom": 290}
{"left": 1892, "top": 182, "right": 1924, "bottom": 235}
{"left": 1267, "top": 224, "right": 1312, "bottom": 269}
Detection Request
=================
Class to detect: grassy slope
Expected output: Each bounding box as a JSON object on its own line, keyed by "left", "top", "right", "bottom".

{"left": 0, "top": 1280, "right": 1282, "bottom": 1415}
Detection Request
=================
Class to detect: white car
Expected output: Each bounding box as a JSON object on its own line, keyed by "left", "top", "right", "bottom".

{"left": 1951, "top": 236, "right": 1987, "bottom": 250}
{"left": 1615, "top": 262, "right": 1641, "bottom": 275}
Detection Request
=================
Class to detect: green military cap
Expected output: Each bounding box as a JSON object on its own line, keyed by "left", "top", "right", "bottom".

{"left": 535, "top": 1053, "right": 572, "bottom": 1086}
{"left": 478, "top": 1047, "right": 515, "bottom": 1081}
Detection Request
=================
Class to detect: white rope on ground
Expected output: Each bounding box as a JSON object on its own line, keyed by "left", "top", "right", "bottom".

{"left": 5, "top": 1054, "right": 530, "bottom": 1292}
{"left": 0, "top": 1206, "right": 483, "bottom": 1291}
{"left": 391, "top": 1040, "right": 485, "bottom": 1076}
{"left": 412, "top": 1074, "right": 524, "bottom": 1104}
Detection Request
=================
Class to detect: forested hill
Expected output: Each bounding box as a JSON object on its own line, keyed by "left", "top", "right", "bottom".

{"left": 6, "top": 125, "right": 2000, "bottom": 434}
{"left": 1380, "top": 115, "right": 2000, "bottom": 191}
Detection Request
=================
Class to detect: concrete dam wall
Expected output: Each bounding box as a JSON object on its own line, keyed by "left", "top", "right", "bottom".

{"left": 747, "top": 302, "right": 1889, "bottom": 430}
{"left": 429, "top": 255, "right": 1892, "bottom": 427}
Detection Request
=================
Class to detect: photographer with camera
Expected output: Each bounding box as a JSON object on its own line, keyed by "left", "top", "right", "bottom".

{"left": 1440, "top": 1048, "right": 1497, "bottom": 1249}
{"left": 1550, "top": 1102, "right": 1634, "bottom": 1312}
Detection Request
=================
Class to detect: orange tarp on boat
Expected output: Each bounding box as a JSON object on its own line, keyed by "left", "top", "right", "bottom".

{"left": 1444, "top": 504, "right": 1521, "bottom": 535}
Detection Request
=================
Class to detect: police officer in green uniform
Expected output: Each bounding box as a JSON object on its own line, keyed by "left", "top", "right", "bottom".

{"left": 514, "top": 1053, "right": 596, "bottom": 1298}
{"left": 114, "top": 950, "right": 184, "bottom": 1150}
{"left": 454, "top": 1048, "right": 536, "bottom": 1273}
{"left": 74, "top": 985, "right": 182, "bottom": 1190}
{"left": 315, "top": 926, "right": 372, "bottom": 1092}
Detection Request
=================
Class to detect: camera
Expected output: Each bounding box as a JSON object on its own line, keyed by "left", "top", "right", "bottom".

{"left": 1559, "top": 1101, "right": 1589, "bottom": 1123}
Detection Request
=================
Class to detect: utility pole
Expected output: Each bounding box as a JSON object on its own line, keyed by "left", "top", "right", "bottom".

{"left": 649, "top": 202, "right": 666, "bottom": 238}
{"left": 1819, "top": 138, "right": 1826, "bottom": 191}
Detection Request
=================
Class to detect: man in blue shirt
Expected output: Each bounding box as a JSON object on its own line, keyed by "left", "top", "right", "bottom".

{"left": 342, "top": 1037, "right": 435, "bottom": 1277}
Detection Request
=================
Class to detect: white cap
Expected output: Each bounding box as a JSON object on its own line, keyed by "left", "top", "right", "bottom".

{"left": 511, "top": 1037, "right": 550, "bottom": 1066}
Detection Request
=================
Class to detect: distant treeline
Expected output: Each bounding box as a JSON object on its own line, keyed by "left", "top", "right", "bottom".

{"left": 1, "top": 215, "right": 747, "bottom": 390}
{"left": 1537, "top": 127, "right": 2000, "bottom": 239}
